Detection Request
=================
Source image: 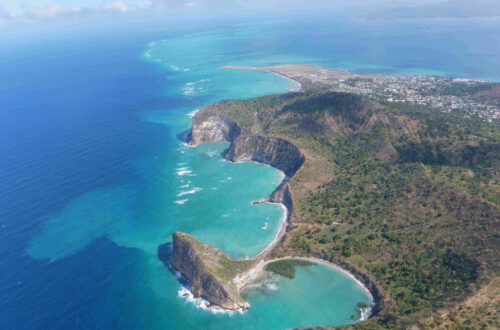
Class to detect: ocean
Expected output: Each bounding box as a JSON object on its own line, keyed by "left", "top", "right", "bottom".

{"left": 1, "top": 13, "right": 499, "bottom": 329}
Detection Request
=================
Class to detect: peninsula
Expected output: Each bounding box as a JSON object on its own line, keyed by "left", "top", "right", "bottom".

{"left": 160, "top": 65, "right": 500, "bottom": 328}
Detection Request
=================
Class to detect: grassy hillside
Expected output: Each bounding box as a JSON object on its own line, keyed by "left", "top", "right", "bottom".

{"left": 203, "top": 91, "right": 500, "bottom": 328}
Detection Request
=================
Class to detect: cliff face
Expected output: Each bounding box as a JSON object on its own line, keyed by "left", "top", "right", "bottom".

{"left": 223, "top": 136, "right": 305, "bottom": 177}
{"left": 254, "top": 182, "right": 293, "bottom": 214}
{"left": 188, "top": 113, "right": 241, "bottom": 145}
{"left": 170, "top": 232, "right": 250, "bottom": 310}
{"left": 188, "top": 109, "right": 304, "bottom": 178}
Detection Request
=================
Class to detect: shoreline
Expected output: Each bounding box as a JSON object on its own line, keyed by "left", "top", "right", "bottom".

{"left": 178, "top": 135, "right": 379, "bottom": 320}
{"left": 269, "top": 72, "right": 303, "bottom": 92}
{"left": 178, "top": 68, "right": 381, "bottom": 321}
{"left": 221, "top": 65, "right": 303, "bottom": 92}
{"left": 285, "top": 257, "right": 374, "bottom": 303}
{"left": 208, "top": 136, "right": 377, "bottom": 317}
{"left": 251, "top": 202, "right": 288, "bottom": 259}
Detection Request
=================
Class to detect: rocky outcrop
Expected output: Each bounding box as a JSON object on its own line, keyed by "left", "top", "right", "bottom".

{"left": 168, "top": 232, "right": 250, "bottom": 310}
{"left": 188, "top": 109, "right": 304, "bottom": 178}
{"left": 188, "top": 112, "right": 241, "bottom": 145}
{"left": 254, "top": 182, "right": 293, "bottom": 215}
{"left": 223, "top": 136, "right": 305, "bottom": 177}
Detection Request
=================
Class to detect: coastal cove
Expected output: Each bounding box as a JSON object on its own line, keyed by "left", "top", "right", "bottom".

{"left": 182, "top": 62, "right": 500, "bottom": 329}
{"left": 149, "top": 75, "right": 376, "bottom": 326}
{"left": 163, "top": 93, "right": 378, "bottom": 320}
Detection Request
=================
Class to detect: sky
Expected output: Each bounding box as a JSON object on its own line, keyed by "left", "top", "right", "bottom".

{"left": 0, "top": 0, "right": 449, "bottom": 24}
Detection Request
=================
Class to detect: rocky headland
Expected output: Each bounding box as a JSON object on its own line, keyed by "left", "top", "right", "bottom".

{"left": 187, "top": 112, "right": 241, "bottom": 145}
{"left": 158, "top": 100, "right": 380, "bottom": 314}
{"left": 165, "top": 232, "right": 252, "bottom": 310}
{"left": 188, "top": 107, "right": 304, "bottom": 177}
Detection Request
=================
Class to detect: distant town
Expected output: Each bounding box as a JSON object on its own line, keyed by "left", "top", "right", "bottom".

{"left": 224, "top": 64, "right": 500, "bottom": 123}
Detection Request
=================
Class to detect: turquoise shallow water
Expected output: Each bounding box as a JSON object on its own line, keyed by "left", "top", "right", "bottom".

{"left": 27, "top": 140, "right": 285, "bottom": 260}
{"left": 23, "top": 23, "right": 372, "bottom": 328}
{"left": 3, "top": 13, "right": 498, "bottom": 329}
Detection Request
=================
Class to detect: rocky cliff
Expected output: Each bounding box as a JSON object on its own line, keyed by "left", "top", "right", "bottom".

{"left": 254, "top": 181, "right": 293, "bottom": 214}
{"left": 188, "top": 112, "right": 241, "bottom": 145}
{"left": 223, "top": 136, "right": 304, "bottom": 177}
{"left": 188, "top": 107, "right": 304, "bottom": 178}
{"left": 169, "top": 232, "right": 251, "bottom": 310}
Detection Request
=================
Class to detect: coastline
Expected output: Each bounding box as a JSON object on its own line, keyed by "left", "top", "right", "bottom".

{"left": 269, "top": 72, "right": 303, "bottom": 92}
{"left": 251, "top": 202, "right": 288, "bottom": 259}
{"left": 221, "top": 65, "right": 303, "bottom": 92}
{"left": 174, "top": 67, "right": 384, "bottom": 322}
{"left": 283, "top": 257, "right": 374, "bottom": 303}
{"left": 183, "top": 132, "right": 379, "bottom": 321}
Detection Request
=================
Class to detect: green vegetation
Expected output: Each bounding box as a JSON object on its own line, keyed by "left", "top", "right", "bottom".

{"left": 215, "top": 255, "right": 254, "bottom": 282}
{"left": 265, "top": 259, "right": 315, "bottom": 279}
{"left": 357, "top": 302, "right": 369, "bottom": 309}
{"left": 204, "top": 90, "right": 500, "bottom": 328}
{"left": 422, "top": 81, "right": 496, "bottom": 97}
{"left": 175, "top": 232, "right": 255, "bottom": 282}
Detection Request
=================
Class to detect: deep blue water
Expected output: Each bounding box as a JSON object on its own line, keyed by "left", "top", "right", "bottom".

{"left": 1, "top": 14, "right": 499, "bottom": 329}
{"left": 0, "top": 24, "right": 171, "bottom": 329}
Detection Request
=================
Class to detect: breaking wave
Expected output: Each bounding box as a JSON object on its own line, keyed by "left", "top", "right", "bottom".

{"left": 176, "top": 187, "right": 202, "bottom": 197}
{"left": 177, "top": 287, "right": 246, "bottom": 315}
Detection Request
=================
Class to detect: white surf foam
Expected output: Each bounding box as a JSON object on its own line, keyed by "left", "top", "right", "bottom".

{"left": 187, "top": 109, "right": 199, "bottom": 118}
{"left": 174, "top": 199, "right": 189, "bottom": 205}
{"left": 266, "top": 282, "right": 278, "bottom": 291}
{"left": 183, "top": 87, "right": 195, "bottom": 96}
{"left": 359, "top": 307, "right": 372, "bottom": 322}
{"left": 176, "top": 168, "right": 195, "bottom": 176}
{"left": 177, "top": 187, "right": 202, "bottom": 197}
{"left": 177, "top": 170, "right": 192, "bottom": 176}
{"left": 177, "top": 287, "right": 246, "bottom": 315}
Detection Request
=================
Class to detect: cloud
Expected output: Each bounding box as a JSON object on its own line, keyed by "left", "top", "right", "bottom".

{"left": 22, "top": 3, "right": 65, "bottom": 20}
{"left": 1, "top": 0, "right": 466, "bottom": 24}
{"left": 0, "top": 5, "right": 12, "bottom": 22}
{"left": 16, "top": 1, "right": 157, "bottom": 22}
{"left": 103, "top": 2, "right": 131, "bottom": 13}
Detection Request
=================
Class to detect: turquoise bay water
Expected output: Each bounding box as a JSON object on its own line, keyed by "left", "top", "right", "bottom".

{"left": 21, "top": 23, "right": 372, "bottom": 328}
{"left": 2, "top": 14, "right": 499, "bottom": 329}
{"left": 27, "top": 139, "right": 286, "bottom": 260}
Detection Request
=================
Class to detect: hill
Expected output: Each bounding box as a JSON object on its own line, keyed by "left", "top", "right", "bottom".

{"left": 194, "top": 90, "right": 500, "bottom": 328}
